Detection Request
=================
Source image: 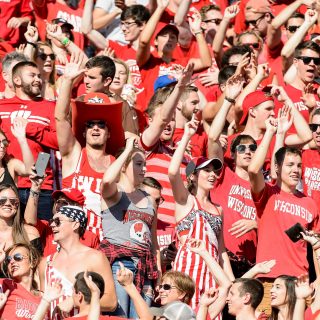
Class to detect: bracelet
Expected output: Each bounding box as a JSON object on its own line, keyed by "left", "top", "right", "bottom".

{"left": 194, "top": 30, "right": 203, "bottom": 36}
{"left": 312, "top": 240, "right": 320, "bottom": 247}
{"left": 61, "top": 37, "right": 70, "bottom": 47}
{"left": 26, "top": 41, "right": 37, "bottom": 48}
{"left": 225, "top": 96, "right": 236, "bottom": 104}
{"left": 30, "top": 189, "right": 40, "bottom": 197}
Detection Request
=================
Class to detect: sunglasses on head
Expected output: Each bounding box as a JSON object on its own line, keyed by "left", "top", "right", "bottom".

{"left": 235, "top": 144, "right": 257, "bottom": 154}
{"left": 296, "top": 56, "right": 320, "bottom": 65}
{"left": 5, "top": 253, "right": 28, "bottom": 264}
{"left": 49, "top": 217, "right": 73, "bottom": 227}
{"left": 309, "top": 124, "right": 320, "bottom": 132}
{"left": 85, "top": 120, "right": 107, "bottom": 129}
{"left": 37, "top": 53, "right": 55, "bottom": 61}
{"left": 286, "top": 26, "right": 300, "bottom": 33}
{"left": 203, "top": 18, "right": 222, "bottom": 25}
{"left": 0, "top": 197, "right": 19, "bottom": 207}
{"left": 159, "top": 284, "right": 177, "bottom": 291}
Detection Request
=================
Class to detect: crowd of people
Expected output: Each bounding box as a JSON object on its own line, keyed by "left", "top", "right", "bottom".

{"left": 1, "top": 0, "right": 320, "bottom": 319}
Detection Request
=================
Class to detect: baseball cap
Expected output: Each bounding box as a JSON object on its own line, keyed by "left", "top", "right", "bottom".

{"left": 239, "top": 91, "right": 274, "bottom": 125}
{"left": 52, "top": 188, "right": 85, "bottom": 206}
{"left": 150, "top": 301, "right": 196, "bottom": 320}
{"left": 155, "top": 22, "right": 179, "bottom": 38}
{"left": 154, "top": 75, "right": 178, "bottom": 92}
{"left": 51, "top": 18, "right": 74, "bottom": 30}
{"left": 186, "top": 157, "right": 223, "bottom": 177}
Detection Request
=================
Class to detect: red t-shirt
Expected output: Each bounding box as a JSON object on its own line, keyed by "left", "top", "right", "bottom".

{"left": 0, "top": 96, "right": 58, "bottom": 189}
{"left": 140, "top": 53, "right": 189, "bottom": 109}
{"left": 172, "top": 126, "right": 208, "bottom": 157}
{"left": 254, "top": 184, "right": 320, "bottom": 278}
{"left": 36, "top": 219, "right": 100, "bottom": 257}
{"left": 64, "top": 316, "right": 124, "bottom": 320}
{"left": 33, "top": 0, "right": 85, "bottom": 49}
{"left": 0, "top": 0, "right": 33, "bottom": 45}
{"left": 302, "top": 149, "right": 320, "bottom": 209}
{"left": 211, "top": 166, "right": 257, "bottom": 263}
{"left": 0, "top": 279, "right": 42, "bottom": 320}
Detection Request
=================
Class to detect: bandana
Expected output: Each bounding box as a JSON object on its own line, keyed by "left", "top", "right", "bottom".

{"left": 59, "top": 205, "right": 87, "bottom": 229}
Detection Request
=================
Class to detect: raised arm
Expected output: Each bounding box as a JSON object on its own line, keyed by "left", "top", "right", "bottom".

{"left": 84, "top": 271, "right": 102, "bottom": 320}
{"left": 92, "top": 1, "right": 123, "bottom": 30}
{"left": 137, "top": 0, "right": 169, "bottom": 67}
{"left": 9, "top": 117, "right": 35, "bottom": 178}
{"left": 248, "top": 118, "right": 277, "bottom": 195}
{"left": 54, "top": 54, "right": 85, "bottom": 158}
{"left": 141, "top": 63, "right": 194, "bottom": 148}
{"left": 174, "top": 0, "right": 192, "bottom": 25}
{"left": 23, "top": 23, "right": 38, "bottom": 60}
{"left": 188, "top": 11, "right": 212, "bottom": 71}
{"left": 168, "top": 116, "right": 199, "bottom": 205}
{"left": 212, "top": 3, "right": 240, "bottom": 67}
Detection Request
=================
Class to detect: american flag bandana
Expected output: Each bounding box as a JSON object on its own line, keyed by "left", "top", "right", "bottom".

{"left": 59, "top": 205, "right": 87, "bottom": 229}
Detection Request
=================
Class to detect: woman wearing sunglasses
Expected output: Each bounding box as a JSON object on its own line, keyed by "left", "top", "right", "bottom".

{"left": 168, "top": 116, "right": 234, "bottom": 309}
{"left": 0, "top": 243, "right": 42, "bottom": 319}
{"left": 100, "top": 137, "right": 160, "bottom": 318}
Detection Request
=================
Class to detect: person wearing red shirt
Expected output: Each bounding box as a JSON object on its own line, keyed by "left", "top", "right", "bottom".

{"left": 248, "top": 118, "right": 320, "bottom": 310}
{"left": 0, "top": 61, "right": 58, "bottom": 220}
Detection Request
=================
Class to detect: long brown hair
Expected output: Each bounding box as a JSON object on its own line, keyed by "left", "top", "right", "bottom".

{"left": 0, "top": 184, "right": 30, "bottom": 245}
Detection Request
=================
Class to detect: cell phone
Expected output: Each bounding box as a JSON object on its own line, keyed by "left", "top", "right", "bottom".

{"left": 35, "top": 152, "right": 50, "bottom": 178}
{"left": 167, "top": 241, "right": 176, "bottom": 252}
{"left": 285, "top": 223, "right": 305, "bottom": 243}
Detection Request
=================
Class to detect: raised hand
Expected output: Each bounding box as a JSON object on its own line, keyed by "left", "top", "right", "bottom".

{"left": 257, "top": 63, "right": 270, "bottom": 80}
{"left": 295, "top": 274, "right": 313, "bottom": 299}
{"left": 270, "top": 85, "right": 290, "bottom": 103}
{"left": 225, "top": 74, "right": 245, "bottom": 100}
{"left": 157, "top": 0, "right": 169, "bottom": 9}
{"left": 265, "top": 117, "right": 278, "bottom": 134}
{"left": 301, "top": 83, "right": 317, "bottom": 109}
{"left": 199, "top": 288, "right": 218, "bottom": 307}
{"left": 187, "top": 238, "right": 207, "bottom": 254}
{"left": 188, "top": 9, "right": 202, "bottom": 35}
{"left": 115, "top": 0, "right": 126, "bottom": 10}
{"left": 184, "top": 114, "right": 199, "bottom": 138}
{"left": 277, "top": 105, "right": 293, "bottom": 135}
{"left": 224, "top": 2, "right": 240, "bottom": 20}
{"left": 98, "top": 47, "right": 115, "bottom": 58}
{"left": 235, "top": 52, "right": 250, "bottom": 77}
{"left": 84, "top": 271, "right": 101, "bottom": 295}
{"left": 125, "top": 136, "right": 139, "bottom": 152}
{"left": 252, "top": 260, "right": 276, "bottom": 274}
{"left": 117, "top": 262, "right": 134, "bottom": 287}
{"left": 42, "top": 280, "right": 63, "bottom": 302}
{"left": 0, "top": 290, "right": 10, "bottom": 310}
{"left": 29, "top": 168, "right": 45, "bottom": 193}
{"left": 46, "top": 23, "right": 64, "bottom": 41}
{"left": 7, "top": 17, "right": 24, "bottom": 29}
{"left": 16, "top": 44, "right": 26, "bottom": 54}
{"left": 305, "top": 9, "right": 318, "bottom": 25}
{"left": 199, "top": 70, "right": 219, "bottom": 87}
{"left": 177, "top": 63, "right": 195, "bottom": 88}
{"left": 63, "top": 53, "right": 86, "bottom": 81}
{"left": 301, "top": 230, "right": 320, "bottom": 246}
{"left": 11, "top": 117, "right": 28, "bottom": 141}
{"left": 228, "top": 219, "right": 257, "bottom": 238}
{"left": 25, "top": 22, "right": 39, "bottom": 44}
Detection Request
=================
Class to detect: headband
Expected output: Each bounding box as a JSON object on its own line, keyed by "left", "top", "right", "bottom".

{"left": 59, "top": 205, "right": 87, "bottom": 229}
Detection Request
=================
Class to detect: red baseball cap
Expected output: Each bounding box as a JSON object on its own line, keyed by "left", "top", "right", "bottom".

{"left": 52, "top": 188, "right": 85, "bottom": 206}
{"left": 240, "top": 91, "right": 274, "bottom": 125}
{"left": 186, "top": 157, "right": 223, "bottom": 177}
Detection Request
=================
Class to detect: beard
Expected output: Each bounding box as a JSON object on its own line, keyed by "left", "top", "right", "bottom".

{"left": 21, "top": 81, "right": 42, "bottom": 98}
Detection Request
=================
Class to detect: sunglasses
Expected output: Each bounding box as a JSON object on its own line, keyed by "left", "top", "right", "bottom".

{"left": 0, "top": 197, "right": 19, "bottom": 207}
{"left": 5, "top": 253, "right": 28, "bottom": 264}
{"left": 0, "top": 139, "right": 9, "bottom": 147}
{"left": 85, "top": 120, "right": 107, "bottom": 129}
{"left": 286, "top": 26, "right": 300, "bottom": 33}
{"left": 37, "top": 53, "right": 55, "bottom": 61}
{"left": 155, "top": 196, "right": 165, "bottom": 206}
{"left": 245, "top": 42, "right": 261, "bottom": 50}
{"left": 309, "top": 124, "right": 320, "bottom": 132}
{"left": 203, "top": 18, "right": 222, "bottom": 25}
{"left": 296, "top": 56, "right": 320, "bottom": 65}
{"left": 159, "top": 284, "right": 177, "bottom": 291}
{"left": 235, "top": 144, "right": 257, "bottom": 154}
{"left": 245, "top": 15, "right": 265, "bottom": 28}
{"left": 49, "top": 217, "right": 73, "bottom": 227}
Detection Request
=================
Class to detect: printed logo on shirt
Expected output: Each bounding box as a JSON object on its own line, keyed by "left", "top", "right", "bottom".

{"left": 157, "top": 234, "right": 172, "bottom": 247}
{"left": 15, "top": 298, "right": 38, "bottom": 318}
{"left": 130, "top": 221, "right": 151, "bottom": 244}
{"left": 304, "top": 166, "right": 320, "bottom": 195}
{"left": 274, "top": 200, "right": 313, "bottom": 223}
{"left": 227, "top": 196, "right": 256, "bottom": 220}
{"left": 56, "top": 11, "right": 81, "bottom": 32}
{"left": 294, "top": 101, "right": 320, "bottom": 112}
{"left": 123, "top": 209, "right": 153, "bottom": 226}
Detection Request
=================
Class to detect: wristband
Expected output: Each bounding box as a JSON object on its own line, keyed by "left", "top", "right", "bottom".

{"left": 225, "top": 96, "right": 236, "bottom": 104}
{"left": 30, "top": 189, "right": 40, "bottom": 197}
{"left": 194, "top": 30, "right": 203, "bottom": 36}
{"left": 61, "top": 37, "right": 70, "bottom": 47}
{"left": 26, "top": 41, "right": 37, "bottom": 48}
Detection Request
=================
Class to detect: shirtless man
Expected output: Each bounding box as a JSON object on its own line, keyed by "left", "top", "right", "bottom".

{"left": 38, "top": 205, "right": 117, "bottom": 319}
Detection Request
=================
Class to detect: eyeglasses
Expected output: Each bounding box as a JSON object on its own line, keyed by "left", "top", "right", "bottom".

{"left": 49, "top": 217, "right": 73, "bottom": 227}
{"left": 0, "top": 139, "right": 9, "bottom": 147}
{"left": 203, "top": 18, "right": 222, "bottom": 25}
{"left": 5, "top": 253, "right": 28, "bottom": 264}
{"left": 155, "top": 196, "right": 165, "bottom": 206}
{"left": 245, "top": 15, "right": 265, "bottom": 28}
{"left": 120, "top": 21, "right": 137, "bottom": 29}
{"left": 0, "top": 197, "right": 19, "bottom": 208}
{"left": 309, "top": 124, "right": 320, "bottom": 132}
{"left": 37, "top": 53, "right": 55, "bottom": 61}
{"left": 244, "top": 42, "right": 261, "bottom": 50}
{"left": 85, "top": 120, "right": 107, "bottom": 129}
{"left": 296, "top": 56, "right": 320, "bottom": 65}
{"left": 159, "top": 284, "right": 177, "bottom": 291}
{"left": 235, "top": 144, "right": 257, "bottom": 154}
{"left": 286, "top": 26, "right": 300, "bottom": 33}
